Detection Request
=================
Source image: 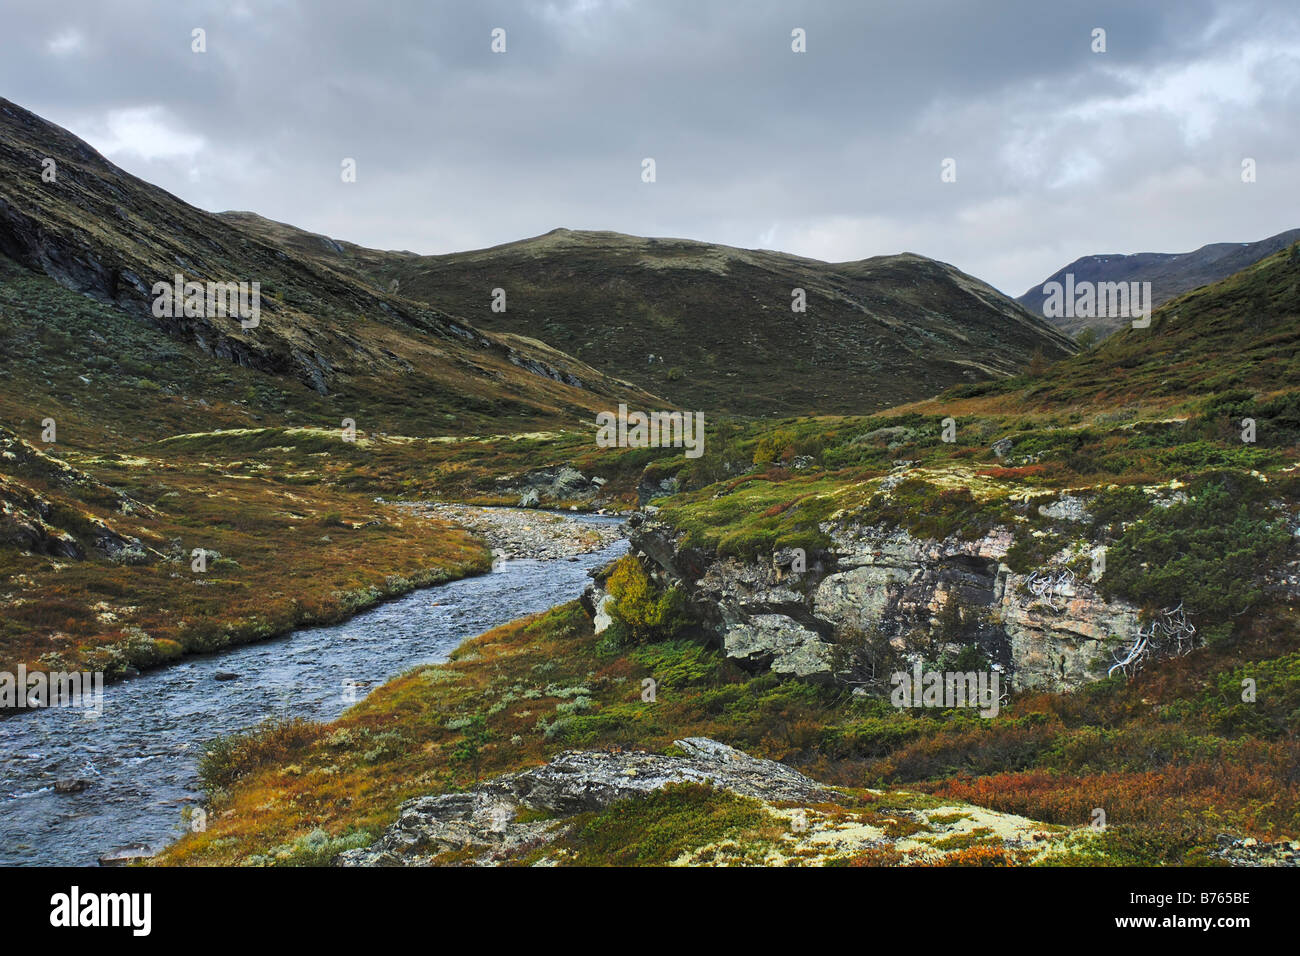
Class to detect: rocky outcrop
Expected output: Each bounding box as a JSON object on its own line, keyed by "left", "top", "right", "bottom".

{"left": 637, "top": 473, "right": 681, "bottom": 506}
{"left": 336, "top": 738, "right": 835, "bottom": 865}
{"left": 0, "top": 426, "right": 156, "bottom": 562}
{"left": 336, "top": 737, "right": 1082, "bottom": 866}
{"left": 723, "top": 614, "right": 834, "bottom": 680}
{"left": 625, "top": 512, "right": 1144, "bottom": 692}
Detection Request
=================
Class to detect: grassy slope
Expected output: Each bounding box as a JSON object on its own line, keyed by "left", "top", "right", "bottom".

{"left": 222, "top": 214, "right": 1077, "bottom": 418}
{"left": 649, "top": 242, "right": 1300, "bottom": 562}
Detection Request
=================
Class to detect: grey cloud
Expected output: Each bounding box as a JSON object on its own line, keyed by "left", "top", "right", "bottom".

{"left": 1, "top": 0, "right": 1297, "bottom": 293}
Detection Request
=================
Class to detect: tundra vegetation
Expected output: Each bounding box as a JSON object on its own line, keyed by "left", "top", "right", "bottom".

{"left": 154, "top": 245, "right": 1300, "bottom": 866}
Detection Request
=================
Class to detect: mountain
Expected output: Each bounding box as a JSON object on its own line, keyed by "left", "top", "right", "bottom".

{"left": 1017, "top": 228, "right": 1300, "bottom": 339}
{"left": 0, "top": 98, "right": 659, "bottom": 440}
{"left": 221, "top": 214, "right": 1078, "bottom": 418}
{"left": 1002, "top": 240, "right": 1300, "bottom": 408}
{"left": 0, "top": 96, "right": 661, "bottom": 677}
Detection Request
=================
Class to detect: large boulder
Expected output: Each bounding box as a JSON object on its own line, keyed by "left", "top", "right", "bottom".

{"left": 498, "top": 465, "right": 603, "bottom": 507}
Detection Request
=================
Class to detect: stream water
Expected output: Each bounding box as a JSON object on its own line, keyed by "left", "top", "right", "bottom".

{"left": 0, "top": 514, "right": 626, "bottom": 867}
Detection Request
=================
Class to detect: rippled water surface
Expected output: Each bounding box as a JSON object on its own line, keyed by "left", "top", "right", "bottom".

{"left": 0, "top": 515, "right": 626, "bottom": 866}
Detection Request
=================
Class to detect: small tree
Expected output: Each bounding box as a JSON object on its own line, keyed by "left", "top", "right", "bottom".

{"left": 829, "top": 624, "right": 904, "bottom": 692}
{"left": 604, "top": 556, "right": 690, "bottom": 646}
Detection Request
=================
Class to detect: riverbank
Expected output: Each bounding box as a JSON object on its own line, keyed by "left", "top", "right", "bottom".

{"left": 0, "top": 516, "right": 629, "bottom": 866}
{"left": 1, "top": 495, "right": 631, "bottom": 709}
{"left": 157, "top": 592, "right": 1100, "bottom": 867}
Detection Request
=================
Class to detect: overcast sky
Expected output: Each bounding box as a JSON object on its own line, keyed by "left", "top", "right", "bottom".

{"left": 3, "top": 0, "right": 1299, "bottom": 294}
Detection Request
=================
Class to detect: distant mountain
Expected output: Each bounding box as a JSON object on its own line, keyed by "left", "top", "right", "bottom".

{"left": 0, "top": 98, "right": 658, "bottom": 438}
{"left": 998, "top": 240, "right": 1300, "bottom": 409}
{"left": 1017, "top": 228, "right": 1300, "bottom": 339}
{"left": 223, "top": 215, "right": 1077, "bottom": 418}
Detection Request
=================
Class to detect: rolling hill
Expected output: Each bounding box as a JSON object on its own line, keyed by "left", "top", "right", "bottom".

{"left": 0, "top": 97, "right": 659, "bottom": 441}
{"left": 222, "top": 214, "right": 1077, "bottom": 418}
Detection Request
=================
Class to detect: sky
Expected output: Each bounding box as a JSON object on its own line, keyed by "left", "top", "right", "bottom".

{"left": 3, "top": 0, "right": 1299, "bottom": 295}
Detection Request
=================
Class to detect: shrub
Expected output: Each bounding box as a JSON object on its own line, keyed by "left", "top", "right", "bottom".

{"left": 603, "top": 556, "right": 691, "bottom": 646}
{"left": 1101, "top": 480, "right": 1290, "bottom": 622}
{"left": 199, "top": 718, "right": 322, "bottom": 795}
{"left": 752, "top": 429, "right": 795, "bottom": 465}
{"left": 448, "top": 714, "right": 492, "bottom": 781}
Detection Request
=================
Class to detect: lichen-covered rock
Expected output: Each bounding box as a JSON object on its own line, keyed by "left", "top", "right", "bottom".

{"left": 335, "top": 738, "right": 1083, "bottom": 867}
{"left": 1211, "top": 834, "right": 1300, "bottom": 867}
{"left": 627, "top": 512, "right": 1144, "bottom": 692}
{"left": 336, "top": 738, "right": 836, "bottom": 865}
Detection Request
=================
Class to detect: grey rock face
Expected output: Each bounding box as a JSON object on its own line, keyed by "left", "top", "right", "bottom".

{"left": 1036, "top": 495, "right": 1092, "bottom": 523}
{"left": 637, "top": 474, "right": 681, "bottom": 506}
{"left": 627, "top": 513, "right": 1145, "bottom": 692}
{"left": 335, "top": 738, "right": 834, "bottom": 866}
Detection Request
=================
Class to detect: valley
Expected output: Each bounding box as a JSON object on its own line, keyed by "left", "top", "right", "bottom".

{"left": 1, "top": 98, "right": 1298, "bottom": 870}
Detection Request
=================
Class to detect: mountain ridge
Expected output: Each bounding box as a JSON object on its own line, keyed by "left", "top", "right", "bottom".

{"left": 1017, "top": 227, "right": 1300, "bottom": 338}
{"left": 0, "top": 97, "right": 658, "bottom": 435}
{"left": 221, "top": 212, "right": 1078, "bottom": 417}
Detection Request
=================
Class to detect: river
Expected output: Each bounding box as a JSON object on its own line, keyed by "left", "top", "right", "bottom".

{"left": 0, "top": 513, "right": 626, "bottom": 867}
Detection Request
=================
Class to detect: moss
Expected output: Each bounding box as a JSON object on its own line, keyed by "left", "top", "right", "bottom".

{"left": 862, "top": 478, "right": 1014, "bottom": 542}
{"left": 548, "top": 783, "right": 784, "bottom": 866}
{"left": 629, "top": 640, "right": 721, "bottom": 688}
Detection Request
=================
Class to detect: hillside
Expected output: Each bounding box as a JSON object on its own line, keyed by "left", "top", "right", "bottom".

{"left": 0, "top": 98, "right": 659, "bottom": 439}
{"left": 1018, "top": 227, "right": 1300, "bottom": 339}
{"left": 221, "top": 214, "right": 1077, "bottom": 418}
{"left": 995, "top": 240, "right": 1300, "bottom": 409}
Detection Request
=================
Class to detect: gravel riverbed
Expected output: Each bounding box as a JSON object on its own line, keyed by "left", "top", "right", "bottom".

{"left": 400, "top": 502, "right": 627, "bottom": 561}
